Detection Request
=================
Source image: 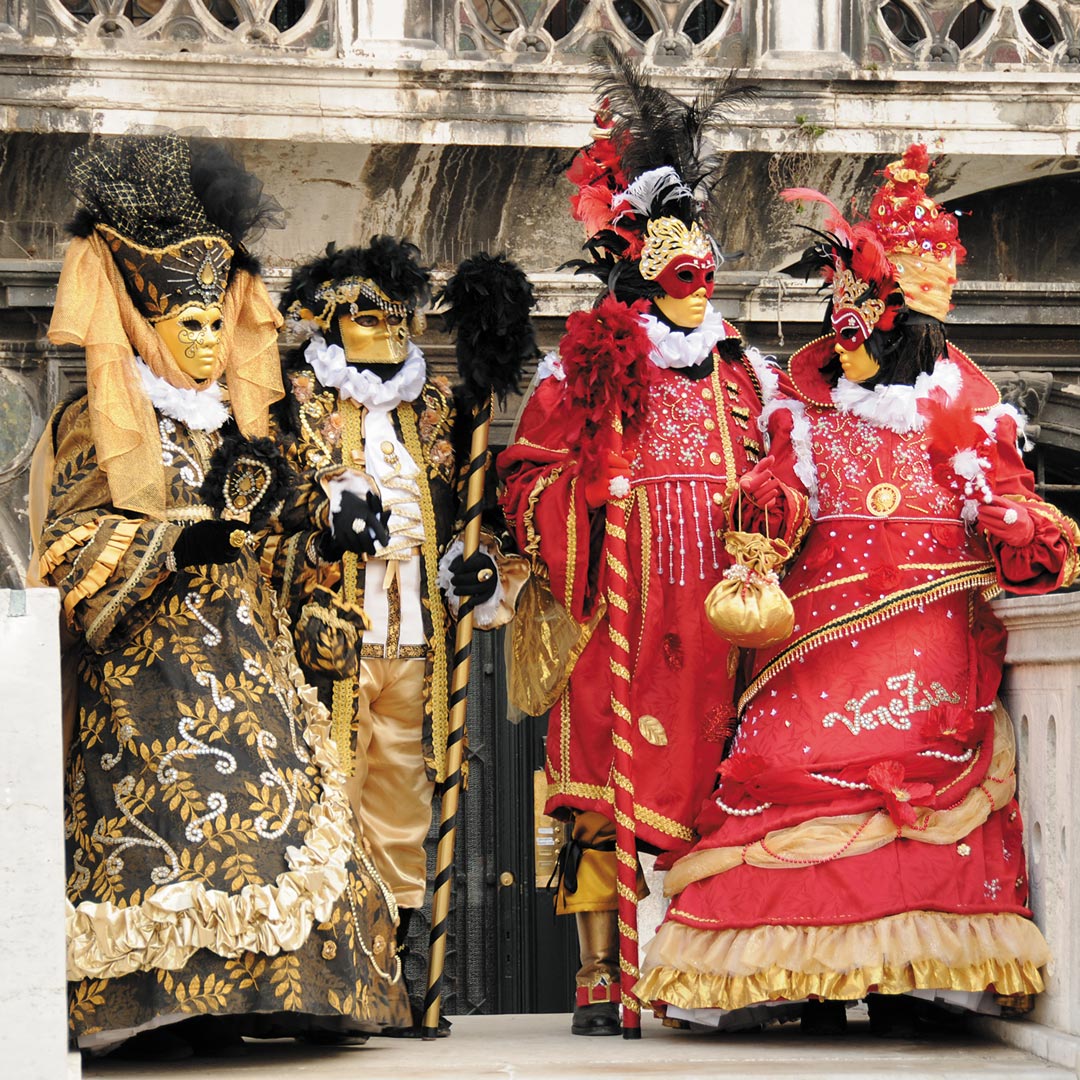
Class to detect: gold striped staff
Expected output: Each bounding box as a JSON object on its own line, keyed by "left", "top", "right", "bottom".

{"left": 422, "top": 253, "right": 537, "bottom": 1039}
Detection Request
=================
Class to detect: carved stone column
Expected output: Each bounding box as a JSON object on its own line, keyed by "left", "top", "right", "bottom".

{"left": 752, "top": 0, "right": 851, "bottom": 68}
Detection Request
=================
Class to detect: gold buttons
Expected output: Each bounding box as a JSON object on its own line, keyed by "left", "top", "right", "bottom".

{"left": 380, "top": 440, "right": 394, "bottom": 454}
{"left": 709, "top": 452, "right": 722, "bottom": 465}
{"left": 712, "top": 492, "right": 723, "bottom": 505}
{"left": 701, "top": 388, "right": 713, "bottom": 400}
{"left": 704, "top": 419, "right": 716, "bottom": 431}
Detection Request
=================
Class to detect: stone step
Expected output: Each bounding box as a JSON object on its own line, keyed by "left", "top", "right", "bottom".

{"left": 80, "top": 1013, "right": 1073, "bottom": 1080}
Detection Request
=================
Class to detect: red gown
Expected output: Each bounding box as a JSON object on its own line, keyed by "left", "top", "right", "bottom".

{"left": 499, "top": 320, "right": 777, "bottom": 851}
{"left": 636, "top": 340, "right": 1079, "bottom": 1013}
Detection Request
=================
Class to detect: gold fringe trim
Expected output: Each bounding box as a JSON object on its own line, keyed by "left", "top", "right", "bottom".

{"left": 66, "top": 605, "right": 394, "bottom": 982}
{"left": 635, "top": 911, "right": 1047, "bottom": 1013}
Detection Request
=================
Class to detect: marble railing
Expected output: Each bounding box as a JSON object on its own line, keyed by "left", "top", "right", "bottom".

{"left": 4, "top": 1, "right": 1080, "bottom": 71}
{"left": 975, "top": 592, "right": 1080, "bottom": 1072}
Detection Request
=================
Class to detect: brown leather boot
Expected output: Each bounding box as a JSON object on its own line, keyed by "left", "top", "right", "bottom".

{"left": 571, "top": 910, "right": 621, "bottom": 1036}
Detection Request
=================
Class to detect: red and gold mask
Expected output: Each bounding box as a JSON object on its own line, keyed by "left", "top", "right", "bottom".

{"left": 639, "top": 217, "right": 716, "bottom": 298}
{"left": 831, "top": 264, "right": 887, "bottom": 351}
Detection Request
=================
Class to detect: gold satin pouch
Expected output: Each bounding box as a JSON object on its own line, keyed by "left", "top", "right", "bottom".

{"left": 705, "top": 529, "right": 794, "bottom": 649}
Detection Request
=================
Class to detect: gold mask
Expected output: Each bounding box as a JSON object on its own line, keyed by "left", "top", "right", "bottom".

{"left": 339, "top": 308, "right": 409, "bottom": 364}
{"left": 655, "top": 290, "right": 710, "bottom": 329}
{"left": 155, "top": 304, "right": 225, "bottom": 382}
{"left": 834, "top": 340, "right": 880, "bottom": 384}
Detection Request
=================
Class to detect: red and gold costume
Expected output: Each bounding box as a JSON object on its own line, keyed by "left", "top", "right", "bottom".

{"left": 502, "top": 322, "right": 776, "bottom": 849}
{"left": 637, "top": 145, "right": 1080, "bottom": 1025}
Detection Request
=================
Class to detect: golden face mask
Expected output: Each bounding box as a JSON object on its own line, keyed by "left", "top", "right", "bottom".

{"left": 655, "top": 290, "right": 710, "bottom": 329}
{"left": 339, "top": 308, "right": 410, "bottom": 364}
{"left": 834, "top": 339, "right": 880, "bottom": 384}
{"left": 154, "top": 304, "right": 225, "bottom": 382}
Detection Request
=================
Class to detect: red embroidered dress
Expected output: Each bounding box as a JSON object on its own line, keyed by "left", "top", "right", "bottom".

{"left": 500, "top": 317, "right": 778, "bottom": 851}
{"left": 636, "top": 338, "right": 1080, "bottom": 1014}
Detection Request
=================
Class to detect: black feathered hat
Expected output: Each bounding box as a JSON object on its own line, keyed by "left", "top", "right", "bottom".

{"left": 67, "top": 134, "right": 282, "bottom": 321}
{"left": 280, "top": 236, "right": 432, "bottom": 347}
{"left": 562, "top": 42, "right": 757, "bottom": 304}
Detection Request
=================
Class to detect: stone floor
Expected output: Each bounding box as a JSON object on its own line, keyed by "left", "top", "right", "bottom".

{"left": 79, "top": 1012, "right": 1072, "bottom": 1080}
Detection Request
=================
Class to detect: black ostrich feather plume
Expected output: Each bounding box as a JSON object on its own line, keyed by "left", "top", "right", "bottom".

{"left": 437, "top": 252, "right": 538, "bottom": 409}
{"left": 590, "top": 39, "right": 759, "bottom": 207}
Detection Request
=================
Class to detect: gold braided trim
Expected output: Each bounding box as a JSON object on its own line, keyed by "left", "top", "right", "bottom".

{"left": 617, "top": 848, "right": 637, "bottom": 870}
{"left": 522, "top": 465, "right": 564, "bottom": 564}
{"left": 635, "top": 486, "right": 651, "bottom": 659}
{"left": 66, "top": 612, "right": 399, "bottom": 982}
{"left": 398, "top": 403, "right": 452, "bottom": 781}
{"left": 611, "top": 700, "right": 633, "bottom": 723}
{"left": 741, "top": 569, "right": 999, "bottom": 711}
{"left": 1010, "top": 494, "right": 1080, "bottom": 588}
{"left": 608, "top": 592, "right": 630, "bottom": 614}
{"left": 605, "top": 551, "right": 630, "bottom": 581}
{"left": 614, "top": 808, "right": 636, "bottom": 832}
{"left": 606, "top": 521, "right": 627, "bottom": 543}
{"left": 664, "top": 703, "right": 1015, "bottom": 897}
{"left": 617, "top": 882, "right": 640, "bottom": 906}
{"left": 61, "top": 518, "right": 142, "bottom": 618}
{"left": 710, "top": 363, "right": 737, "bottom": 485}
{"left": 635, "top": 803, "right": 694, "bottom": 842}
{"left": 609, "top": 628, "right": 631, "bottom": 653}
{"left": 611, "top": 661, "right": 631, "bottom": 682}
{"left": 635, "top": 911, "right": 1047, "bottom": 1013}
{"left": 565, "top": 476, "right": 579, "bottom": 610}
{"left": 86, "top": 522, "right": 171, "bottom": 650}
{"left": 789, "top": 572, "right": 868, "bottom": 601}
{"left": 612, "top": 733, "right": 633, "bottom": 756}
{"left": 612, "top": 768, "right": 635, "bottom": 795}
{"left": 331, "top": 677, "right": 356, "bottom": 776}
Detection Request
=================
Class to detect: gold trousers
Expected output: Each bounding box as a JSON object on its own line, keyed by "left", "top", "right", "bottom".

{"left": 345, "top": 657, "right": 433, "bottom": 909}
{"left": 555, "top": 810, "right": 648, "bottom": 914}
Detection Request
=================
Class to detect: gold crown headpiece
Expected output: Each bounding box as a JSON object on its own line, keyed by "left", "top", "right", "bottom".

{"left": 638, "top": 218, "right": 713, "bottom": 281}
{"left": 288, "top": 275, "right": 411, "bottom": 332}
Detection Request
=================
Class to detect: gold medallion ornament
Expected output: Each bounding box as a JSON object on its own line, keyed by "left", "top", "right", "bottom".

{"left": 866, "top": 482, "right": 902, "bottom": 517}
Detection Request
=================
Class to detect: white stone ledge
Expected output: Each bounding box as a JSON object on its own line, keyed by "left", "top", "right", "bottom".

{"left": 3, "top": 56, "right": 1080, "bottom": 152}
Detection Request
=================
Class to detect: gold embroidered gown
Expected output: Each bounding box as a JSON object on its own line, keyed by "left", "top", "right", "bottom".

{"left": 39, "top": 394, "right": 410, "bottom": 1045}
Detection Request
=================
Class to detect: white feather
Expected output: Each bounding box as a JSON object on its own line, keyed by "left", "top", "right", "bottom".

{"left": 611, "top": 166, "right": 693, "bottom": 223}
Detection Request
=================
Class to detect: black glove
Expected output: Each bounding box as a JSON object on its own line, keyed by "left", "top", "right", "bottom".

{"left": 449, "top": 550, "right": 498, "bottom": 606}
{"left": 171, "top": 520, "right": 247, "bottom": 569}
{"left": 330, "top": 490, "right": 392, "bottom": 558}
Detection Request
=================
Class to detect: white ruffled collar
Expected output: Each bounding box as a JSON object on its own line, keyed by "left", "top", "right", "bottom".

{"left": 640, "top": 306, "right": 729, "bottom": 370}
{"left": 137, "top": 359, "right": 228, "bottom": 432}
{"left": 305, "top": 334, "right": 427, "bottom": 411}
{"left": 831, "top": 359, "right": 963, "bottom": 434}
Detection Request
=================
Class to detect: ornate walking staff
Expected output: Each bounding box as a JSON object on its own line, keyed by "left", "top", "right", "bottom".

{"left": 422, "top": 253, "right": 537, "bottom": 1039}
{"left": 560, "top": 296, "right": 654, "bottom": 1038}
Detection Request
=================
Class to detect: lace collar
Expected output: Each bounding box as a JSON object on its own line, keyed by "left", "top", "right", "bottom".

{"left": 304, "top": 335, "right": 427, "bottom": 411}
{"left": 136, "top": 359, "right": 228, "bottom": 432}
{"left": 639, "top": 306, "right": 730, "bottom": 370}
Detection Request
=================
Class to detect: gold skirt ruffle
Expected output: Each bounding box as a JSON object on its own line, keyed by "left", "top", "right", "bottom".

{"left": 634, "top": 910, "right": 1048, "bottom": 1013}
{"left": 65, "top": 614, "right": 392, "bottom": 982}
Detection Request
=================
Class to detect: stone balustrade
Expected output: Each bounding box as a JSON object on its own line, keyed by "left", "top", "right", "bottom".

{"left": 972, "top": 592, "right": 1080, "bottom": 1072}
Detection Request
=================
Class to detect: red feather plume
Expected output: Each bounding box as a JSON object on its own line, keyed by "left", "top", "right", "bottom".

{"left": 560, "top": 296, "right": 653, "bottom": 472}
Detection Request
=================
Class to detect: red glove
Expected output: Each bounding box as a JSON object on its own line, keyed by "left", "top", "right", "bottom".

{"left": 978, "top": 497, "right": 1035, "bottom": 547}
{"left": 583, "top": 452, "right": 632, "bottom": 510}
{"left": 738, "top": 457, "right": 782, "bottom": 510}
